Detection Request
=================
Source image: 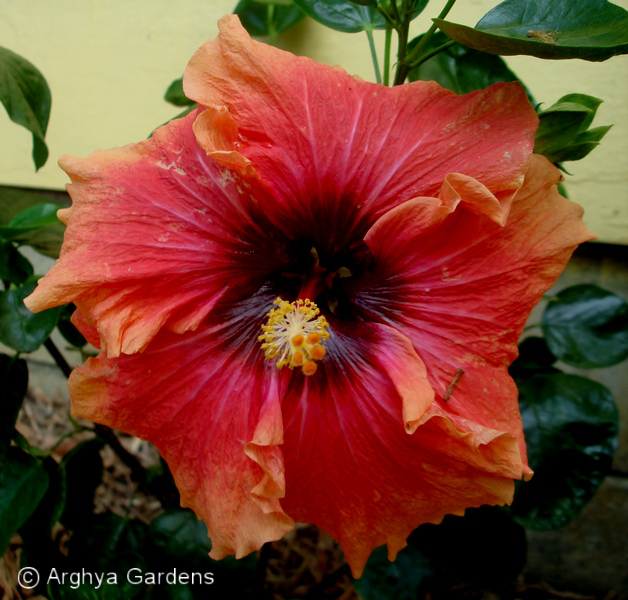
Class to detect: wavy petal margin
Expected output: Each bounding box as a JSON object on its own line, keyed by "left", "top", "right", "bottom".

{"left": 25, "top": 110, "right": 291, "bottom": 357}
{"left": 69, "top": 293, "right": 294, "bottom": 558}
{"left": 357, "top": 155, "right": 595, "bottom": 469}
{"left": 184, "top": 15, "right": 538, "bottom": 250}
{"left": 281, "top": 321, "right": 522, "bottom": 577}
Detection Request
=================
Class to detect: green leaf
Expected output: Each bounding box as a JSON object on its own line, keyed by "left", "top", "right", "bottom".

{"left": 0, "top": 240, "right": 33, "bottom": 284}
{"left": 0, "top": 200, "right": 65, "bottom": 258}
{"left": 534, "top": 94, "right": 611, "bottom": 163}
{"left": 0, "top": 47, "right": 51, "bottom": 170}
{"left": 407, "top": 31, "right": 532, "bottom": 99}
{"left": 69, "top": 513, "right": 147, "bottom": 569}
{"left": 509, "top": 336, "right": 559, "bottom": 378}
{"left": 293, "top": 0, "right": 385, "bottom": 32}
{"left": 0, "top": 202, "right": 63, "bottom": 236}
{"left": 356, "top": 543, "right": 433, "bottom": 600}
{"left": 0, "top": 446, "right": 49, "bottom": 554}
{"left": 0, "top": 185, "right": 70, "bottom": 225}
{"left": 57, "top": 304, "right": 87, "bottom": 348}
{"left": 20, "top": 456, "right": 66, "bottom": 534}
{"left": 245, "top": 0, "right": 292, "bottom": 5}
{"left": 409, "top": 507, "right": 526, "bottom": 588}
{"left": 60, "top": 438, "right": 104, "bottom": 530}
{"left": 147, "top": 509, "right": 256, "bottom": 594}
{"left": 0, "top": 354, "right": 28, "bottom": 449}
{"left": 145, "top": 584, "right": 194, "bottom": 600}
{"left": 0, "top": 279, "right": 60, "bottom": 353}
{"left": 148, "top": 509, "right": 212, "bottom": 567}
{"left": 164, "top": 78, "right": 194, "bottom": 107}
{"left": 47, "top": 584, "right": 101, "bottom": 600}
{"left": 435, "top": 0, "right": 628, "bottom": 62}
{"left": 549, "top": 125, "right": 612, "bottom": 162}
{"left": 541, "top": 284, "right": 628, "bottom": 368}
{"left": 235, "top": 0, "right": 306, "bottom": 37}
{"left": 513, "top": 373, "right": 619, "bottom": 530}
{"left": 61, "top": 513, "right": 147, "bottom": 600}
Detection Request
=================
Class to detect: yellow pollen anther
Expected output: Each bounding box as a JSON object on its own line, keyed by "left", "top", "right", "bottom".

{"left": 310, "top": 344, "right": 326, "bottom": 361}
{"left": 302, "top": 361, "right": 318, "bottom": 376}
{"left": 306, "top": 332, "right": 320, "bottom": 344}
{"left": 259, "top": 297, "right": 330, "bottom": 374}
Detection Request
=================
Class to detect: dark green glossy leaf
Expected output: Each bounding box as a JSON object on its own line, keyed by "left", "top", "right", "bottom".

{"left": 47, "top": 584, "right": 101, "bottom": 600}
{"left": 0, "top": 446, "right": 49, "bottom": 554}
{"left": 147, "top": 509, "right": 257, "bottom": 595}
{"left": 378, "top": 0, "right": 429, "bottom": 21}
{"left": 407, "top": 31, "right": 531, "bottom": 99}
{"left": 293, "top": 0, "right": 385, "bottom": 32}
{"left": 409, "top": 506, "right": 526, "bottom": 588}
{"left": 355, "top": 543, "right": 433, "bottom": 600}
{"left": 435, "top": 0, "right": 628, "bottom": 61}
{"left": 541, "top": 284, "right": 628, "bottom": 368}
{"left": 0, "top": 240, "right": 33, "bottom": 284}
{"left": 144, "top": 457, "right": 180, "bottom": 509}
{"left": 0, "top": 203, "right": 63, "bottom": 237}
{"left": 57, "top": 304, "right": 87, "bottom": 348}
{"left": 60, "top": 513, "right": 146, "bottom": 600}
{"left": 145, "top": 583, "right": 194, "bottom": 600}
{"left": 512, "top": 373, "right": 618, "bottom": 530}
{"left": 235, "top": 0, "right": 306, "bottom": 37}
{"left": 0, "top": 279, "right": 60, "bottom": 353}
{"left": 148, "top": 509, "right": 211, "bottom": 567}
{"left": 69, "top": 513, "right": 147, "bottom": 569}
{"left": 0, "top": 185, "right": 70, "bottom": 225}
{"left": 164, "top": 78, "right": 194, "bottom": 107}
{"left": 20, "top": 456, "right": 66, "bottom": 534}
{"left": 410, "top": 0, "right": 429, "bottom": 15}
{"left": 509, "top": 336, "right": 559, "bottom": 378}
{"left": 0, "top": 199, "right": 65, "bottom": 258}
{"left": 12, "top": 429, "right": 50, "bottom": 457}
{"left": 0, "top": 47, "right": 51, "bottom": 170}
{"left": 0, "top": 353, "right": 28, "bottom": 448}
{"left": 60, "top": 438, "right": 104, "bottom": 530}
{"left": 549, "top": 125, "right": 612, "bottom": 162}
{"left": 534, "top": 94, "right": 610, "bottom": 163}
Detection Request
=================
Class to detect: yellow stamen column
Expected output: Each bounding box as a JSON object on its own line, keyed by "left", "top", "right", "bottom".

{"left": 259, "top": 298, "right": 330, "bottom": 376}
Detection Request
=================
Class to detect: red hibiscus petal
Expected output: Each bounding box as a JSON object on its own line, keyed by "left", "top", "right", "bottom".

{"left": 357, "top": 155, "right": 595, "bottom": 469}
{"left": 71, "top": 308, "right": 101, "bottom": 349}
{"left": 282, "top": 320, "right": 523, "bottom": 577}
{"left": 184, "top": 15, "right": 538, "bottom": 250}
{"left": 25, "top": 110, "right": 291, "bottom": 357}
{"left": 69, "top": 292, "right": 294, "bottom": 558}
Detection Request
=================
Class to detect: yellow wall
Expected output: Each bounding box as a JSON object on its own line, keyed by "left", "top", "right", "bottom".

{"left": 1, "top": 0, "right": 627, "bottom": 243}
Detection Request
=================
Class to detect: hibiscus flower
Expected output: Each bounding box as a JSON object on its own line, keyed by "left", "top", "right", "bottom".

{"left": 25, "top": 15, "right": 593, "bottom": 576}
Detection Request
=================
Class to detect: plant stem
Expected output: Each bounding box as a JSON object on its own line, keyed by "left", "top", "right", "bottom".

{"left": 44, "top": 337, "right": 73, "bottom": 378}
{"left": 409, "top": 39, "right": 457, "bottom": 68}
{"left": 267, "top": 4, "right": 278, "bottom": 46}
{"left": 384, "top": 26, "right": 392, "bottom": 86}
{"left": 394, "top": 0, "right": 457, "bottom": 85}
{"left": 388, "top": 0, "right": 402, "bottom": 28}
{"left": 366, "top": 30, "right": 382, "bottom": 84}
